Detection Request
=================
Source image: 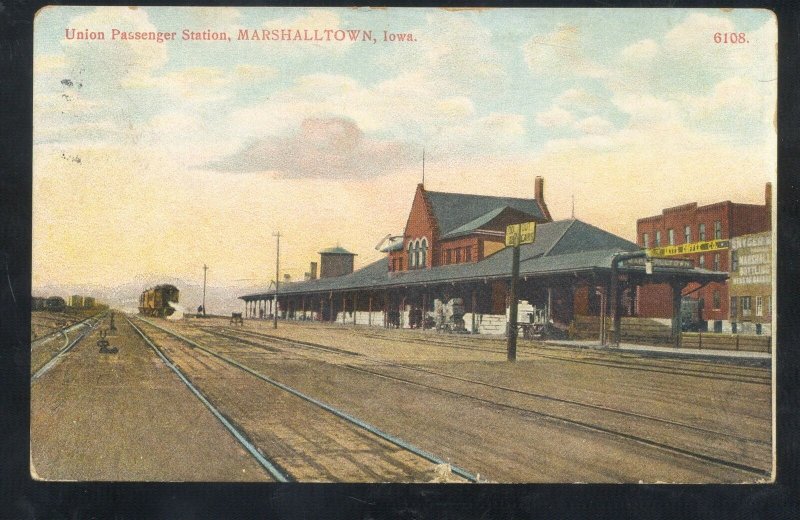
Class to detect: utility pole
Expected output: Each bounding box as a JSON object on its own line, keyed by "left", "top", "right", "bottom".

{"left": 273, "top": 232, "right": 281, "bottom": 329}
{"left": 202, "top": 264, "right": 208, "bottom": 317}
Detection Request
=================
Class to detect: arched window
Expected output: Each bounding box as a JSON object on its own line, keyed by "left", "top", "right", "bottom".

{"left": 408, "top": 241, "right": 415, "bottom": 268}
{"left": 420, "top": 238, "right": 428, "bottom": 268}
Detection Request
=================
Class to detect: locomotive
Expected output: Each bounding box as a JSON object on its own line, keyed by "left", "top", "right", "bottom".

{"left": 138, "top": 284, "right": 180, "bottom": 317}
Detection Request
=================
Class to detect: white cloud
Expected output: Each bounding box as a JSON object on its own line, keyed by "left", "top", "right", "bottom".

{"left": 234, "top": 64, "right": 277, "bottom": 82}
{"left": 481, "top": 113, "right": 525, "bottom": 136}
{"left": 534, "top": 119, "right": 774, "bottom": 237}
{"left": 619, "top": 39, "right": 659, "bottom": 65}
{"left": 535, "top": 105, "right": 574, "bottom": 128}
{"left": 383, "top": 12, "right": 504, "bottom": 77}
{"left": 554, "top": 88, "right": 603, "bottom": 112}
{"left": 147, "top": 67, "right": 232, "bottom": 102}
{"left": 661, "top": 12, "right": 776, "bottom": 83}
{"left": 574, "top": 115, "right": 613, "bottom": 135}
{"left": 183, "top": 6, "right": 242, "bottom": 27}
{"left": 208, "top": 116, "right": 415, "bottom": 178}
{"left": 663, "top": 12, "right": 736, "bottom": 54}
{"left": 697, "top": 76, "right": 763, "bottom": 117}
{"left": 435, "top": 97, "right": 476, "bottom": 119}
{"left": 522, "top": 24, "right": 607, "bottom": 79}
{"left": 612, "top": 93, "right": 682, "bottom": 126}
{"left": 246, "top": 9, "right": 354, "bottom": 54}
{"left": 62, "top": 7, "right": 168, "bottom": 87}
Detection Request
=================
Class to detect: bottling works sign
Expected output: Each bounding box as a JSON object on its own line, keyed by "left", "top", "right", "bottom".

{"left": 505, "top": 222, "right": 537, "bottom": 247}
{"left": 646, "top": 239, "right": 729, "bottom": 258}
{"left": 731, "top": 233, "right": 771, "bottom": 286}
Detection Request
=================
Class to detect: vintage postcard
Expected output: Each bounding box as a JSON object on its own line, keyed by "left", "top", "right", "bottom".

{"left": 31, "top": 6, "right": 776, "bottom": 483}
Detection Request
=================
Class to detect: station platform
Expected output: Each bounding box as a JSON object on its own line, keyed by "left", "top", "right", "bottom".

{"left": 545, "top": 340, "right": 772, "bottom": 366}
{"left": 544, "top": 339, "right": 772, "bottom": 364}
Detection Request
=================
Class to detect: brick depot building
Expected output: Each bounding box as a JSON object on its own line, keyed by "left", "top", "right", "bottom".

{"left": 388, "top": 178, "right": 552, "bottom": 272}
{"left": 242, "top": 178, "right": 725, "bottom": 346}
{"left": 636, "top": 184, "right": 771, "bottom": 332}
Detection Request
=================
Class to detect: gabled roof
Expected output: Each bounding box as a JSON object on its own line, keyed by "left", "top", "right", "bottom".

{"left": 425, "top": 190, "right": 547, "bottom": 236}
{"left": 441, "top": 206, "right": 533, "bottom": 239}
{"left": 240, "top": 219, "right": 659, "bottom": 300}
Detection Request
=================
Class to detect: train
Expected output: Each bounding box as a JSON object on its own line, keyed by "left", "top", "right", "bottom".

{"left": 44, "top": 296, "right": 66, "bottom": 312}
{"left": 138, "top": 284, "right": 180, "bottom": 317}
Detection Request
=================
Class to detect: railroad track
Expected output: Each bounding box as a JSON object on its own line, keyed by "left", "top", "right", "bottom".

{"left": 351, "top": 330, "right": 771, "bottom": 385}
{"left": 130, "top": 316, "right": 480, "bottom": 483}
{"left": 200, "top": 325, "right": 771, "bottom": 479}
{"left": 31, "top": 313, "right": 102, "bottom": 350}
{"left": 31, "top": 313, "right": 106, "bottom": 381}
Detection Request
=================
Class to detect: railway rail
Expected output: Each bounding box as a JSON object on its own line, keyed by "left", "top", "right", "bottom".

{"left": 31, "top": 313, "right": 106, "bottom": 381}
{"left": 31, "top": 313, "right": 101, "bottom": 350}
{"left": 126, "top": 318, "right": 290, "bottom": 482}
{"left": 197, "top": 325, "right": 771, "bottom": 479}
{"left": 131, "top": 316, "right": 480, "bottom": 483}
{"left": 350, "top": 330, "right": 771, "bottom": 385}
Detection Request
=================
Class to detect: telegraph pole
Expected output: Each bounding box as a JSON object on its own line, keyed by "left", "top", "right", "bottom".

{"left": 273, "top": 232, "right": 281, "bottom": 329}
{"left": 202, "top": 264, "right": 208, "bottom": 317}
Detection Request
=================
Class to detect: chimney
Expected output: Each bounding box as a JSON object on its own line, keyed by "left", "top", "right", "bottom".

{"left": 283, "top": 273, "right": 291, "bottom": 283}
{"left": 765, "top": 182, "right": 772, "bottom": 231}
{"left": 534, "top": 176, "right": 553, "bottom": 222}
{"left": 310, "top": 261, "right": 318, "bottom": 280}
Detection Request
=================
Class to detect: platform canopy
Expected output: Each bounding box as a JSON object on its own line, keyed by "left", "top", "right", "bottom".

{"left": 240, "top": 219, "right": 726, "bottom": 302}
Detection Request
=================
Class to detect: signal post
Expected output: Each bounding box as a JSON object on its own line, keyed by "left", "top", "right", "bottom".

{"left": 505, "top": 222, "right": 536, "bottom": 362}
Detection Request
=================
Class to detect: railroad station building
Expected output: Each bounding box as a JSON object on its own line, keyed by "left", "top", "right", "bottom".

{"left": 241, "top": 178, "right": 726, "bottom": 347}
{"left": 635, "top": 184, "right": 771, "bottom": 333}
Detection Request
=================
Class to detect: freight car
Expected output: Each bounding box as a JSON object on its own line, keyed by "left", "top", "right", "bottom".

{"left": 45, "top": 296, "right": 66, "bottom": 312}
{"left": 138, "top": 284, "right": 180, "bottom": 317}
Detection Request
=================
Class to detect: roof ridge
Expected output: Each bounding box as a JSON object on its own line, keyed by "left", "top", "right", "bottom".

{"left": 440, "top": 205, "right": 518, "bottom": 239}
{"left": 542, "top": 219, "right": 578, "bottom": 257}
{"left": 426, "top": 190, "right": 537, "bottom": 202}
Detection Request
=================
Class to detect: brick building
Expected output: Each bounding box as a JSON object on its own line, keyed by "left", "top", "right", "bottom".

{"left": 243, "top": 178, "right": 726, "bottom": 346}
{"left": 636, "top": 184, "right": 771, "bottom": 332}
{"left": 387, "top": 178, "right": 552, "bottom": 272}
{"left": 729, "top": 231, "right": 772, "bottom": 335}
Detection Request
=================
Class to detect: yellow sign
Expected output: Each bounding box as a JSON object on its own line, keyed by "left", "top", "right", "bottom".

{"left": 646, "top": 239, "right": 729, "bottom": 258}
{"left": 505, "top": 221, "right": 537, "bottom": 247}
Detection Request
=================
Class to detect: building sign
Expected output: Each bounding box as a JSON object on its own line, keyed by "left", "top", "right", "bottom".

{"left": 646, "top": 239, "right": 729, "bottom": 258}
{"left": 624, "top": 257, "right": 694, "bottom": 269}
{"left": 731, "top": 232, "right": 771, "bottom": 286}
{"left": 505, "top": 221, "right": 537, "bottom": 247}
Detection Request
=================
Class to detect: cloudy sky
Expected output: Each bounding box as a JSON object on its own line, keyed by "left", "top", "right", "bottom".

{"left": 33, "top": 7, "right": 776, "bottom": 291}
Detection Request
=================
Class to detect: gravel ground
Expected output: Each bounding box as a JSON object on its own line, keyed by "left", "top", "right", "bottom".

{"left": 166, "top": 317, "right": 772, "bottom": 483}
{"left": 30, "top": 316, "right": 271, "bottom": 481}
{"left": 31, "top": 314, "right": 772, "bottom": 483}
{"left": 134, "top": 318, "right": 469, "bottom": 483}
